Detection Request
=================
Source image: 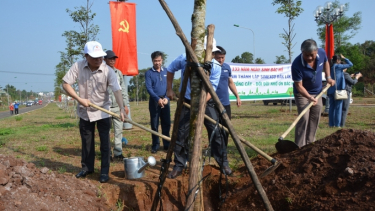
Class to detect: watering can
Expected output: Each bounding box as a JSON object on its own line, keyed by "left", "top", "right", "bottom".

{"left": 124, "top": 156, "right": 156, "bottom": 179}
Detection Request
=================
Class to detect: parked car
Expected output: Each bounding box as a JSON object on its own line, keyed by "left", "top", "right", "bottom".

{"left": 38, "top": 100, "right": 42, "bottom": 105}
{"left": 26, "top": 102, "right": 33, "bottom": 107}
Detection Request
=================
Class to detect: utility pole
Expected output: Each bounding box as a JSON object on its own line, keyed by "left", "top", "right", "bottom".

{"left": 7, "top": 85, "right": 10, "bottom": 106}
{"left": 136, "top": 75, "right": 139, "bottom": 105}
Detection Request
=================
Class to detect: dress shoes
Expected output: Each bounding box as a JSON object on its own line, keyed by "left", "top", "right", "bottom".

{"left": 151, "top": 150, "right": 158, "bottom": 154}
{"left": 75, "top": 170, "right": 93, "bottom": 178}
{"left": 99, "top": 174, "right": 109, "bottom": 183}
{"left": 168, "top": 168, "right": 182, "bottom": 179}
{"left": 222, "top": 166, "right": 233, "bottom": 176}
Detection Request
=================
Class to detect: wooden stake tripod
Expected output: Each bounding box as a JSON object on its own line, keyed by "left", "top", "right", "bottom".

{"left": 152, "top": 1, "right": 274, "bottom": 210}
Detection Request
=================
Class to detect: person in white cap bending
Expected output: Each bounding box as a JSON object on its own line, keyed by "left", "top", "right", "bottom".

{"left": 166, "top": 36, "right": 232, "bottom": 179}
{"left": 62, "top": 41, "right": 127, "bottom": 183}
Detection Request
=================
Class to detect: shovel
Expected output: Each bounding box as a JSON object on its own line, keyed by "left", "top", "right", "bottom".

{"left": 275, "top": 84, "right": 331, "bottom": 154}
{"left": 89, "top": 103, "right": 171, "bottom": 141}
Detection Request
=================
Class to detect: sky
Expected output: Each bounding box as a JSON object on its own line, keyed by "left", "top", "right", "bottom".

{"left": 0, "top": 0, "right": 374, "bottom": 93}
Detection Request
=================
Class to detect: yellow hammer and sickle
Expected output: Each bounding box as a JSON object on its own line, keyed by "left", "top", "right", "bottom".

{"left": 118, "top": 20, "right": 129, "bottom": 33}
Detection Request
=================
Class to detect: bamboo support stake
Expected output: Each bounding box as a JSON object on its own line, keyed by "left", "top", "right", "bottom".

{"left": 157, "top": 0, "right": 274, "bottom": 210}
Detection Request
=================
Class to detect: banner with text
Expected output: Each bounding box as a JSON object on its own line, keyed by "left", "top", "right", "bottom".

{"left": 228, "top": 63, "right": 294, "bottom": 101}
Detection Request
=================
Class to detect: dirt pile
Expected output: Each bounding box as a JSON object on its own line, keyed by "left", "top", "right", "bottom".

{"left": 0, "top": 155, "right": 107, "bottom": 211}
{"left": 1, "top": 129, "right": 374, "bottom": 211}
{"left": 218, "top": 129, "right": 375, "bottom": 210}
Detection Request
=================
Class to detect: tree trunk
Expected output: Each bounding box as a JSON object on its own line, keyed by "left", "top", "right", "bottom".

{"left": 186, "top": 1, "right": 206, "bottom": 210}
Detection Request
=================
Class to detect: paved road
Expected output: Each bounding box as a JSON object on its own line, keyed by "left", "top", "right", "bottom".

{"left": 0, "top": 103, "right": 48, "bottom": 119}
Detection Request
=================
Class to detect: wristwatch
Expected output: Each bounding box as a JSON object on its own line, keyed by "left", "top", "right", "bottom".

{"left": 327, "top": 76, "right": 332, "bottom": 79}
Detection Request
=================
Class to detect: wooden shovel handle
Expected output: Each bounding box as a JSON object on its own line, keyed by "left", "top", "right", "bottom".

{"left": 88, "top": 103, "right": 171, "bottom": 141}
{"left": 181, "top": 100, "right": 276, "bottom": 164}
{"left": 280, "top": 84, "right": 331, "bottom": 139}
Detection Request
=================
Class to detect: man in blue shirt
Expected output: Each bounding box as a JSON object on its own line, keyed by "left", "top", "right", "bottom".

{"left": 291, "top": 39, "right": 335, "bottom": 147}
{"left": 145, "top": 51, "right": 170, "bottom": 154}
{"left": 166, "top": 37, "right": 228, "bottom": 178}
{"left": 14, "top": 101, "right": 20, "bottom": 115}
{"left": 213, "top": 46, "right": 241, "bottom": 172}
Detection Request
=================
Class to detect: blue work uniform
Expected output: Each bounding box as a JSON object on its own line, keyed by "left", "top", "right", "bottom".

{"left": 145, "top": 67, "right": 170, "bottom": 151}
{"left": 291, "top": 48, "right": 328, "bottom": 147}
{"left": 167, "top": 53, "right": 229, "bottom": 170}
{"left": 215, "top": 62, "right": 233, "bottom": 160}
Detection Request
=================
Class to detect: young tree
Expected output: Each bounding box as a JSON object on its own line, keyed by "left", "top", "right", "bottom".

{"left": 186, "top": 1, "right": 207, "bottom": 209}
{"left": 231, "top": 52, "right": 254, "bottom": 63}
{"left": 54, "top": 0, "right": 100, "bottom": 98}
{"left": 274, "top": 55, "right": 289, "bottom": 64}
{"left": 316, "top": 0, "right": 361, "bottom": 48}
{"left": 272, "top": 0, "right": 304, "bottom": 63}
{"left": 64, "top": 0, "right": 99, "bottom": 58}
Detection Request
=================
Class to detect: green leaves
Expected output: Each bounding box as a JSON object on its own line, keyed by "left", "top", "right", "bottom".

{"left": 231, "top": 52, "right": 254, "bottom": 64}
{"left": 316, "top": 0, "right": 362, "bottom": 47}
{"left": 274, "top": 55, "right": 289, "bottom": 64}
{"left": 272, "top": 0, "right": 304, "bottom": 19}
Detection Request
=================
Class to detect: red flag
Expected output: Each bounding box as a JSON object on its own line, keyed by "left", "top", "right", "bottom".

{"left": 109, "top": 2, "right": 138, "bottom": 76}
{"left": 325, "top": 24, "right": 335, "bottom": 61}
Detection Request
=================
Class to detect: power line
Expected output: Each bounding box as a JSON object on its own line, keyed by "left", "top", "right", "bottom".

{"left": 0, "top": 81, "right": 51, "bottom": 84}
{"left": 0, "top": 70, "right": 54, "bottom": 76}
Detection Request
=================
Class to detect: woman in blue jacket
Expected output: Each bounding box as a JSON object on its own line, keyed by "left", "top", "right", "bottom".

{"left": 327, "top": 54, "right": 353, "bottom": 127}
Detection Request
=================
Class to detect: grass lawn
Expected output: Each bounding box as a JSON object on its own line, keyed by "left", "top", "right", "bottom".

{"left": 0, "top": 98, "right": 374, "bottom": 173}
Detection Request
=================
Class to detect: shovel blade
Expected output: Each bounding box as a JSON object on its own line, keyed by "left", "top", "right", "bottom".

{"left": 259, "top": 161, "right": 281, "bottom": 178}
{"left": 275, "top": 140, "right": 299, "bottom": 154}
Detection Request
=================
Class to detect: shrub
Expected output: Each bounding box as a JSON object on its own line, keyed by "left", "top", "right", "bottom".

{"left": 352, "top": 82, "right": 364, "bottom": 97}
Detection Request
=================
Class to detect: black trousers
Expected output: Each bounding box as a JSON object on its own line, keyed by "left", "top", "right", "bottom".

{"left": 149, "top": 99, "right": 171, "bottom": 151}
{"left": 173, "top": 99, "right": 229, "bottom": 170}
{"left": 219, "top": 105, "right": 231, "bottom": 146}
{"left": 206, "top": 102, "right": 229, "bottom": 167}
{"left": 15, "top": 108, "right": 19, "bottom": 114}
{"left": 79, "top": 118, "right": 111, "bottom": 174}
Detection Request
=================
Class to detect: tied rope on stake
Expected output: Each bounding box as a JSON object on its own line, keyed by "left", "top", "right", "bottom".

{"left": 187, "top": 61, "right": 213, "bottom": 75}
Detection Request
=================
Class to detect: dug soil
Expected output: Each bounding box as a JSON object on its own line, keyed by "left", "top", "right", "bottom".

{"left": 1, "top": 129, "right": 375, "bottom": 211}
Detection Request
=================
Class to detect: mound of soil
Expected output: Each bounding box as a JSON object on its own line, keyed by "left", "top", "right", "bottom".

{"left": 219, "top": 129, "right": 375, "bottom": 210}
{"left": 0, "top": 155, "right": 107, "bottom": 211}
{"left": 1, "top": 129, "right": 374, "bottom": 211}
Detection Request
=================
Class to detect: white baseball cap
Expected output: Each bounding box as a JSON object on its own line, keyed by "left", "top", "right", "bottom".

{"left": 84, "top": 41, "right": 107, "bottom": 58}
{"left": 204, "top": 36, "right": 220, "bottom": 52}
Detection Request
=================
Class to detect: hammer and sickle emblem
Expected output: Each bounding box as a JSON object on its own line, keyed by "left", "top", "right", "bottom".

{"left": 119, "top": 20, "right": 129, "bottom": 33}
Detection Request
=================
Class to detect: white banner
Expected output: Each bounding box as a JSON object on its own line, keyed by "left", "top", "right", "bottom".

{"left": 228, "top": 63, "right": 294, "bottom": 101}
